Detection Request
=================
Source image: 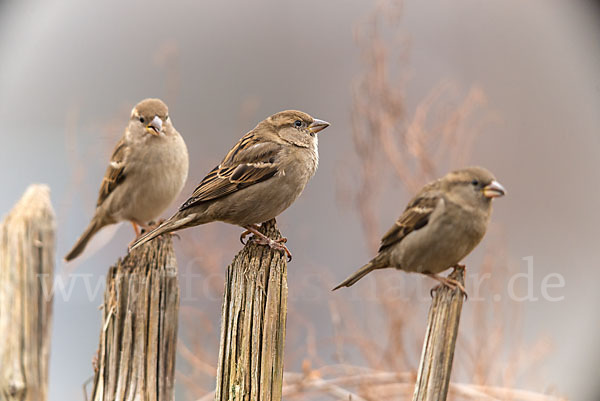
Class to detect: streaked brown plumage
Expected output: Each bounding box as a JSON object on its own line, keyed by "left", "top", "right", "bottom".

{"left": 65, "top": 98, "right": 189, "bottom": 261}
{"left": 333, "top": 167, "right": 505, "bottom": 291}
{"left": 129, "top": 110, "right": 329, "bottom": 259}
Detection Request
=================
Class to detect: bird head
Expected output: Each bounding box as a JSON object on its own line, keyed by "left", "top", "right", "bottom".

{"left": 263, "top": 110, "right": 330, "bottom": 148}
{"left": 130, "top": 98, "right": 172, "bottom": 137}
{"left": 444, "top": 166, "right": 506, "bottom": 207}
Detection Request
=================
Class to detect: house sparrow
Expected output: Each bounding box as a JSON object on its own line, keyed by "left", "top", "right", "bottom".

{"left": 333, "top": 167, "right": 505, "bottom": 292}
{"left": 64, "top": 98, "right": 189, "bottom": 261}
{"left": 129, "top": 110, "right": 329, "bottom": 260}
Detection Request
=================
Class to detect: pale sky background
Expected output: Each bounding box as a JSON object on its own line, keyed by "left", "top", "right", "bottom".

{"left": 1, "top": 0, "right": 600, "bottom": 400}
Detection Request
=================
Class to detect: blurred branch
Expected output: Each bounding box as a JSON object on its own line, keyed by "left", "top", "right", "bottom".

{"left": 197, "top": 363, "right": 565, "bottom": 401}
{"left": 334, "top": 0, "right": 558, "bottom": 399}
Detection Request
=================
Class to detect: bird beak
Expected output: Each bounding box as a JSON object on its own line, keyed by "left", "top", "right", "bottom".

{"left": 309, "top": 118, "right": 330, "bottom": 134}
{"left": 483, "top": 180, "right": 506, "bottom": 198}
{"left": 146, "top": 115, "right": 163, "bottom": 135}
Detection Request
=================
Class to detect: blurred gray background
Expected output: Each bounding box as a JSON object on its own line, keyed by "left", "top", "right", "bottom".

{"left": 1, "top": 0, "right": 599, "bottom": 400}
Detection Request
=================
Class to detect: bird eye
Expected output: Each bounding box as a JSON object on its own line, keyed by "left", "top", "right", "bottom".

{"left": 471, "top": 179, "right": 479, "bottom": 186}
{"left": 294, "top": 120, "right": 302, "bottom": 128}
{"left": 139, "top": 117, "right": 145, "bottom": 124}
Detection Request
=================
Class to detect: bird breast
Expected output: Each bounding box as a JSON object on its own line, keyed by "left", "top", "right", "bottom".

{"left": 391, "top": 201, "right": 487, "bottom": 274}
{"left": 112, "top": 132, "right": 188, "bottom": 224}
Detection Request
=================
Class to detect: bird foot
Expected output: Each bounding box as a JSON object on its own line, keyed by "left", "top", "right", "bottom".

{"left": 240, "top": 230, "right": 251, "bottom": 244}
{"left": 252, "top": 236, "right": 292, "bottom": 262}
{"left": 242, "top": 225, "right": 292, "bottom": 262}
{"left": 131, "top": 222, "right": 141, "bottom": 237}
{"left": 428, "top": 274, "right": 468, "bottom": 300}
{"left": 240, "top": 224, "right": 261, "bottom": 245}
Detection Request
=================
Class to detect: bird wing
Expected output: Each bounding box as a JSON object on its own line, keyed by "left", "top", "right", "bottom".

{"left": 97, "top": 138, "right": 129, "bottom": 206}
{"left": 378, "top": 190, "right": 443, "bottom": 252}
{"left": 180, "top": 133, "right": 283, "bottom": 210}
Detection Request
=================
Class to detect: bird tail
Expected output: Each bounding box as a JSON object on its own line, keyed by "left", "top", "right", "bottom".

{"left": 332, "top": 257, "right": 384, "bottom": 291}
{"left": 65, "top": 217, "right": 104, "bottom": 261}
{"left": 129, "top": 214, "right": 192, "bottom": 252}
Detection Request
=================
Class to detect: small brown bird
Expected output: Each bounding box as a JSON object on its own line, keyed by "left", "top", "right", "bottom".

{"left": 333, "top": 167, "right": 505, "bottom": 292}
{"left": 129, "top": 110, "right": 330, "bottom": 259}
{"left": 65, "top": 98, "right": 189, "bottom": 261}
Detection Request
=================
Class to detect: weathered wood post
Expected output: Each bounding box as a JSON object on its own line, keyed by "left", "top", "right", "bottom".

{"left": 0, "top": 185, "right": 56, "bottom": 401}
{"left": 413, "top": 267, "right": 465, "bottom": 401}
{"left": 215, "top": 219, "right": 288, "bottom": 401}
{"left": 91, "top": 235, "right": 179, "bottom": 401}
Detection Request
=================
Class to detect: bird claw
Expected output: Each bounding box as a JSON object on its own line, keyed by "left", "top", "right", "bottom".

{"left": 428, "top": 275, "right": 468, "bottom": 300}
{"left": 271, "top": 237, "right": 291, "bottom": 261}
{"left": 241, "top": 226, "right": 292, "bottom": 261}
{"left": 240, "top": 229, "right": 252, "bottom": 245}
{"left": 250, "top": 236, "right": 292, "bottom": 262}
{"left": 240, "top": 224, "right": 261, "bottom": 245}
{"left": 276, "top": 238, "right": 292, "bottom": 262}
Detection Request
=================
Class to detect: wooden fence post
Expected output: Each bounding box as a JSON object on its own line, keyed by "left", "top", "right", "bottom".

{"left": 215, "top": 219, "right": 288, "bottom": 401}
{"left": 0, "top": 185, "right": 56, "bottom": 401}
{"left": 91, "top": 235, "right": 179, "bottom": 401}
{"left": 412, "top": 267, "right": 465, "bottom": 401}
